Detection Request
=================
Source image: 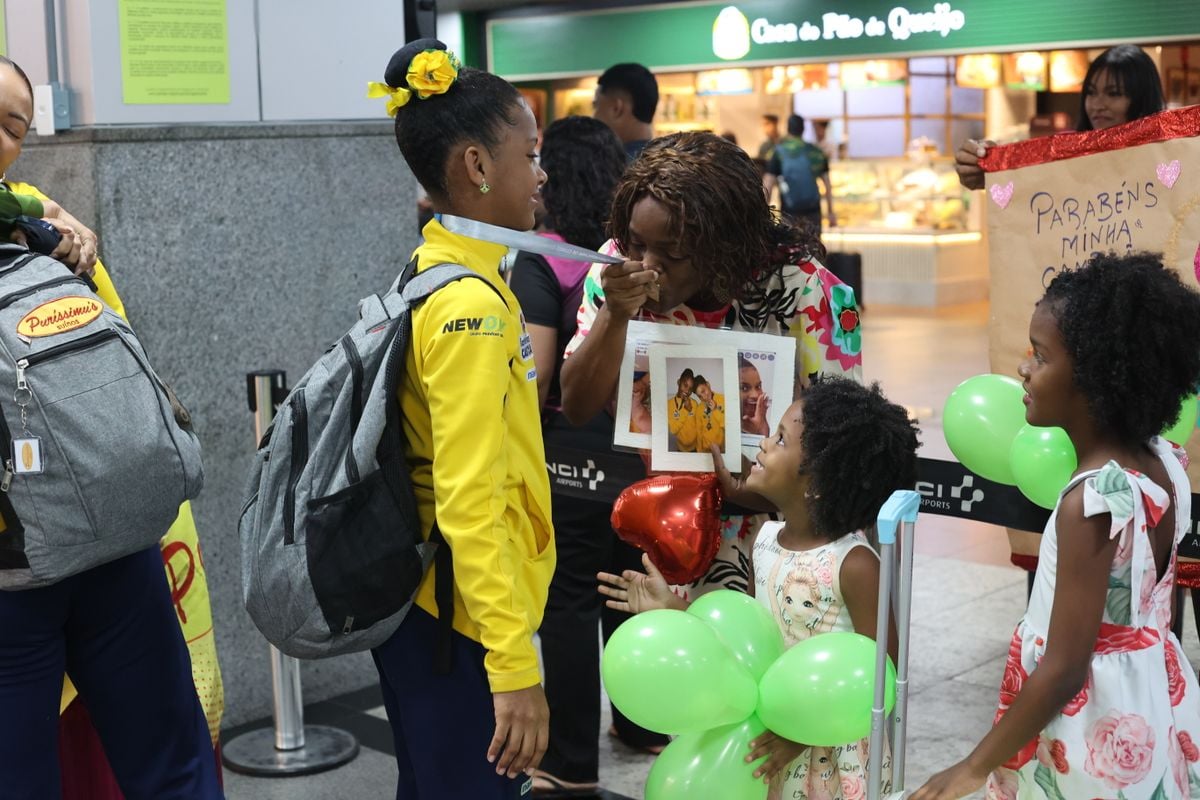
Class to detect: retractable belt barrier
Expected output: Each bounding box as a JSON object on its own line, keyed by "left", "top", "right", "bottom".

{"left": 541, "top": 445, "right": 1200, "bottom": 559}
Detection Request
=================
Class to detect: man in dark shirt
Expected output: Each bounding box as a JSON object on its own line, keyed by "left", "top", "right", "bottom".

{"left": 757, "top": 113, "right": 780, "bottom": 161}
{"left": 592, "top": 63, "right": 658, "bottom": 161}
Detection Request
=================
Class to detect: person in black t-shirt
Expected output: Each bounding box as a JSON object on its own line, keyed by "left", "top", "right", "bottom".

{"left": 509, "top": 116, "right": 669, "bottom": 795}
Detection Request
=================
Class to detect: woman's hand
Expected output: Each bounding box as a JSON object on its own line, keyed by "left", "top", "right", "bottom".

{"left": 597, "top": 554, "right": 686, "bottom": 614}
{"left": 746, "top": 394, "right": 770, "bottom": 435}
{"left": 599, "top": 260, "right": 659, "bottom": 321}
{"left": 710, "top": 444, "right": 776, "bottom": 512}
{"left": 39, "top": 199, "right": 99, "bottom": 276}
{"left": 954, "top": 138, "right": 996, "bottom": 191}
{"left": 910, "top": 759, "right": 989, "bottom": 800}
{"left": 746, "top": 731, "right": 807, "bottom": 783}
{"left": 42, "top": 217, "right": 85, "bottom": 272}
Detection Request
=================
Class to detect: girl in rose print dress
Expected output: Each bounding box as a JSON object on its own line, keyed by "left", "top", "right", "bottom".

{"left": 913, "top": 252, "right": 1200, "bottom": 800}
{"left": 600, "top": 377, "right": 920, "bottom": 799}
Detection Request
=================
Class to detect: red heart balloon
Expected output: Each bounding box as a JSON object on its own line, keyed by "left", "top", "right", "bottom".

{"left": 611, "top": 474, "right": 723, "bottom": 585}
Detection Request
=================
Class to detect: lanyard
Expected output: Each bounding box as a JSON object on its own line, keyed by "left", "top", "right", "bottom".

{"left": 438, "top": 214, "right": 624, "bottom": 266}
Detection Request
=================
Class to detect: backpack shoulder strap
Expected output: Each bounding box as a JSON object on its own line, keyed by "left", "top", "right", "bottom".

{"left": 398, "top": 261, "right": 506, "bottom": 308}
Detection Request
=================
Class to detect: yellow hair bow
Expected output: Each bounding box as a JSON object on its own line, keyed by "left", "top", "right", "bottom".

{"left": 367, "top": 48, "right": 462, "bottom": 117}
{"left": 367, "top": 81, "right": 412, "bottom": 117}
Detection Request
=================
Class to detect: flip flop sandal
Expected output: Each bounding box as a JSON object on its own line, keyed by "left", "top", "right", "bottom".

{"left": 607, "top": 724, "right": 668, "bottom": 755}
{"left": 529, "top": 768, "right": 600, "bottom": 797}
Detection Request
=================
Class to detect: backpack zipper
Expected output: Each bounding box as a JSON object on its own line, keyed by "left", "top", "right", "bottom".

{"left": 283, "top": 391, "right": 308, "bottom": 545}
{"left": 0, "top": 275, "right": 88, "bottom": 311}
{"left": 343, "top": 334, "right": 363, "bottom": 485}
{"left": 5, "top": 330, "right": 119, "bottom": 493}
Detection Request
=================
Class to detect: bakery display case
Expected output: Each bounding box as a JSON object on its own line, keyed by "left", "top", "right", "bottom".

{"left": 823, "top": 157, "right": 987, "bottom": 307}
{"left": 829, "top": 157, "right": 976, "bottom": 233}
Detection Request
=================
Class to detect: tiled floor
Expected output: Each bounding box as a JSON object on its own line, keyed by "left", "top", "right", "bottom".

{"left": 222, "top": 301, "right": 1192, "bottom": 799}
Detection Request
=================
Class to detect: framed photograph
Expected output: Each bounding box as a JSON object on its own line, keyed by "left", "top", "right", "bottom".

{"left": 648, "top": 345, "right": 740, "bottom": 473}
{"left": 614, "top": 322, "right": 797, "bottom": 457}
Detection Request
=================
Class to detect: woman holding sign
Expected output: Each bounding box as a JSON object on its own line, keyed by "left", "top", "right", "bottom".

{"left": 956, "top": 45, "right": 1165, "bottom": 189}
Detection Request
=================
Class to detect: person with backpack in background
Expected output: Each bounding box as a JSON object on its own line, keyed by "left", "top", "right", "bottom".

{"left": 0, "top": 56, "right": 221, "bottom": 800}
{"left": 764, "top": 113, "right": 837, "bottom": 237}
{"left": 366, "top": 39, "right": 555, "bottom": 799}
{"left": 508, "top": 115, "right": 670, "bottom": 795}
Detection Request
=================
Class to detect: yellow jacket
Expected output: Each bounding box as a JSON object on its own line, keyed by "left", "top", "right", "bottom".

{"left": 697, "top": 393, "right": 726, "bottom": 452}
{"left": 667, "top": 395, "right": 699, "bottom": 452}
{"left": 403, "top": 219, "right": 554, "bottom": 693}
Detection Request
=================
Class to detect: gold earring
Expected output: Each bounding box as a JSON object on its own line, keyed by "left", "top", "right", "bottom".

{"left": 479, "top": 180, "right": 490, "bottom": 195}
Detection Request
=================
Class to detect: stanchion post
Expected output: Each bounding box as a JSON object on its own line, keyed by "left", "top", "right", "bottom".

{"left": 222, "top": 370, "right": 360, "bottom": 777}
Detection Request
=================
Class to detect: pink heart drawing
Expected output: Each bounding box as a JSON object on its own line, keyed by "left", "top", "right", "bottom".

{"left": 1157, "top": 159, "right": 1181, "bottom": 189}
{"left": 989, "top": 181, "right": 1014, "bottom": 209}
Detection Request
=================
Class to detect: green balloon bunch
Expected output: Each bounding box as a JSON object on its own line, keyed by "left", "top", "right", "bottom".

{"left": 600, "top": 591, "right": 894, "bottom": 800}
{"left": 944, "top": 374, "right": 1199, "bottom": 509}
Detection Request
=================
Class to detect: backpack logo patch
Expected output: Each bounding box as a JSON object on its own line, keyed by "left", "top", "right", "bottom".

{"left": 17, "top": 297, "right": 102, "bottom": 338}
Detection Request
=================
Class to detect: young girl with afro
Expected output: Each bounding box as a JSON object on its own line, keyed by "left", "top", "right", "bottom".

{"left": 913, "top": 252, "right": 1200, "bottom": 800}
{"left": 367, "top": 39, "right": 553, "bottom": 798}
{"left": 599, "top": 376, "right": 920, "bottom": 799}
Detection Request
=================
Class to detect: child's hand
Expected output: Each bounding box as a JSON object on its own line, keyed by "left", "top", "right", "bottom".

{"left": 910, "top": 759, "right": 989, "bottom": 799}
{"left": 746, "top": 731, "right": 808, "bottom": 783}
{"left": 597, "top": 554, "right": 687, "bottom": 613}
{"left": 710, "top": 444, "right": 777, "bottom": 512}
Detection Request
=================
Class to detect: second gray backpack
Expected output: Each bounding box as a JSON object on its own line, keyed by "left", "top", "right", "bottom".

{"left": 0, "top": 245, "right": 205, "bottom": 589}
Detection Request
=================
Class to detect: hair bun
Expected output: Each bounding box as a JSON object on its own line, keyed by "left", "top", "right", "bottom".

{"left": 384, "top": 38, "right": 447, "bottom": 88}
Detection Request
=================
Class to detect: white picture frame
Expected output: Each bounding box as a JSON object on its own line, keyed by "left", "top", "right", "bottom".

{"left": 648, "top": 344, "right": 740, "bottom": 473}
{"left": 613, "top": 321, "right": 798, "bottom": 456}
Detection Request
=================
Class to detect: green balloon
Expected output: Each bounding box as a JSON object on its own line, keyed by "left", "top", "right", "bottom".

{"left": 1010, "top": 424, "right": 1077, "bottom": 510}
{"left": 602, "top": 609, "right": 758, "bottom": 735}
{"left": 645, "top": 714, "right": 768, "bottom": 800}
{"left": 756, "top": 632, "right": 895, "bottom": 747}
{"left": 687, "top": 590, "right": 785, "bottom": 682}
{"left": 943, "top": 374, "right": 1026, "bottom": 485}
{"left": 1162, "top": 394, "right": 1199, "bottom": 446}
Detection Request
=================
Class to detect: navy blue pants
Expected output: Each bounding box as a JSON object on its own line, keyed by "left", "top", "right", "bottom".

{"left": 372, "top": 607, "right": 530, "bottom": 800}
{"left": 0, "top": 547, "right": 222, "bottom": 799}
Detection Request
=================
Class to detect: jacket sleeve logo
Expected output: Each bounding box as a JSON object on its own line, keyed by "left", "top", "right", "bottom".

{"left": 441, "top": 315, "right": 507, "bottom": 336}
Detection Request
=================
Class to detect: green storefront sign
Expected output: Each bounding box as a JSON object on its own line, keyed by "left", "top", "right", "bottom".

{"left": 488, "top": 0, "right": 1200, "bottom": 79}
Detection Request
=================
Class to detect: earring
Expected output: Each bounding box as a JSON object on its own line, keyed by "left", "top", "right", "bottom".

{"left": 479, "top": 180, "right": 490, "bottom": 195}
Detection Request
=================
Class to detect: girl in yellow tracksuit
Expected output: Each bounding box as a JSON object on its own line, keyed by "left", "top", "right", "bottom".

{"left": 367, "top": 39, "right": 553, "bottom": 800}
{"left": 666, "top": 369, "right": 699, "bottom": 452}
{"left": 692, "top": 375, "right": 727, "bottom": 452}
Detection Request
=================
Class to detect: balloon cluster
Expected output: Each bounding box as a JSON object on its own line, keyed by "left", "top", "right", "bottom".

{"left": 601, "top": 591, "right": 896, "bottom": 799}
{"left": 943, "top": 374, "right": 1198, "bottom": 509}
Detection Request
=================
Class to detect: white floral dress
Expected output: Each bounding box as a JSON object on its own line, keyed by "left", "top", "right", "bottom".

{"left": 987, "top": 438, "right": 1200, "bottom": 800}
{"left": 753, "top": 521, "right": 891, "bottom": 800}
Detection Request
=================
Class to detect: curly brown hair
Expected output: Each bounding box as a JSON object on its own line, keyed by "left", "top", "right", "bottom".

{"left": 608, "top": 131, "right": 825, "bottom": 304}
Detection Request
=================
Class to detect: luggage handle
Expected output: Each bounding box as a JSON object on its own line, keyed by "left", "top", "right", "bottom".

{"left": 869, "top": 490, "right": 920, "bottom": 800}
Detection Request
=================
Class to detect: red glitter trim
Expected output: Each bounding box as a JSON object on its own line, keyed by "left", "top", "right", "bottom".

{"left": 981, "top": 105, "right": 1200, "bottom": 173}
{"left": 1177, "top": 560, "right": 1200, "bottom": 588}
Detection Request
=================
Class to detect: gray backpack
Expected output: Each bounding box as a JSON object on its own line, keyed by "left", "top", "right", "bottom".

{"left": 240, "top": 261, "right": 482, "bottom": 660}
{"left": 0, "top": 245, "right": 205, "bottom": 589}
